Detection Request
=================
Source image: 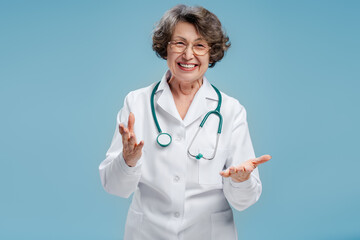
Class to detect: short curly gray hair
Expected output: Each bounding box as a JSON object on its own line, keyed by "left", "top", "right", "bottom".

{"left": 152, "top": 5, "right": 230, "bottom": 68}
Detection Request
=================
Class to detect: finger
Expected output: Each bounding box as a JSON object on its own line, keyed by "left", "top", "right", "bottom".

{"left": 128, "top": 132, "right": 136, "bottom": 148}
{"left": 119, "top": 124, "right": 125, "bottom": 135}
{"left": 241, "top": 161, "right": 257, "bottom": 172}
{"left": 128, "top": 112, "right": 135, "bottom": 133}
{"left": 122, "top": 128, "right": 130, "bottom": 149}
{"left": 244, "top": 165, "right": 253, "bottom": 172}
{"left": 220, "top": 171, "right": 229, "bottom": 177}
{"left": 235, "top": 164, "right": 252, "bottom": 176}
{"left": 252, "top": 154, "right": 272, "bottom": 167}
{"left": 234, "top": 165, "right": 245, "bottom": 173}
{"left": 134, "top": 140, "right": 144, "bottom": 152}
{"left": 220, "top": 168, "right": 231, "bottom": 177}
{"left": 229, "top": 166, "right": 237, "bottom": 174}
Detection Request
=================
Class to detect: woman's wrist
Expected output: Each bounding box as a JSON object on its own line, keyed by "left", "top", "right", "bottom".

{"left": 123, "top": 154, "right": 138, "bottom": 167}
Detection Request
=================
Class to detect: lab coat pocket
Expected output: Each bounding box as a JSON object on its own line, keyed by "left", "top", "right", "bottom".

{"left": 198, "top": 149, "right": 228, "bottom": 185}
{"left": 211, "top": 208, "right": 237, "bottom": 240}
{"left": 124, "top": 207, "right": 143, "bottom": 240}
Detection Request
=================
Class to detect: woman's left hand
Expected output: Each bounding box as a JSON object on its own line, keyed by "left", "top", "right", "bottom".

{"left": 220, "top": 155, "right": 271, "bottom": 182}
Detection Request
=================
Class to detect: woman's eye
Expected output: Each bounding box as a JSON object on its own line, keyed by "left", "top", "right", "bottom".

{"left": 196, "top": 44, "right": 206, "bottom": 48}
{"left": 175, "top": 42, "right": 186, "bottom": 45}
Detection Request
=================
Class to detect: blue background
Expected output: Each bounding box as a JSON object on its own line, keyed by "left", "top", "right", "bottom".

{"left": 1, "top": 0, "right": 359, "bottom": 239}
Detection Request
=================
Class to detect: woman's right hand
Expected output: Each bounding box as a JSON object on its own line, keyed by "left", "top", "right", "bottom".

{"left": 119, "top": 112, "right": 144, "bottom": 167}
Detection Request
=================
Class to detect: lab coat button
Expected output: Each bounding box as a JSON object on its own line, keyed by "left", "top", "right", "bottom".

{"left": 173, "top": 176, "right": 180, "bottom": 182}
{"left": 174, "top": 212, "right": 180, "bottom": 218}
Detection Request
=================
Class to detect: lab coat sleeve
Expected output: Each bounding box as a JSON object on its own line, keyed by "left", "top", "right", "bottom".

{"left": 99, "top": 93, "right": 142, "bottom": 198}
{"left": 222, "top": 102, "right": 262, "bottom": 211}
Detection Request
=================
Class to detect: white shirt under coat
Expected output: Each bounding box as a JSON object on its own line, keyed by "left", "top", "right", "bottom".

{"left": 99, "top": 70, "right": 262, "bottom": 240}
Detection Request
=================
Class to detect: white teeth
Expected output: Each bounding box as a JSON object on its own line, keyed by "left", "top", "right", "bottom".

{"left": 179, "top": 63, "right": 196, "bottom": 68}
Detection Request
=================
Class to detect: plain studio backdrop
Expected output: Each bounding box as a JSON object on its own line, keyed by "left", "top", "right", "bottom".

{"left": 0, "top": 0, "right": 359, "bottom": 239}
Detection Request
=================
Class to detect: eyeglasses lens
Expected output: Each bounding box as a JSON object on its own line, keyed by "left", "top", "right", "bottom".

{"left": 170, "top": 42, "right": 209, "bottom": 56}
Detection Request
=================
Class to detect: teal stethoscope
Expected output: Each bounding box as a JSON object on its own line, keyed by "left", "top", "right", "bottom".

{"left": 151, "top": 81, "right": 223, "bottom": 160}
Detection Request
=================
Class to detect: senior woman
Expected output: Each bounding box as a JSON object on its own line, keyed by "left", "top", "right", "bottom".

{"left": 99, "top": 4, "right": 271, "bottom": 240}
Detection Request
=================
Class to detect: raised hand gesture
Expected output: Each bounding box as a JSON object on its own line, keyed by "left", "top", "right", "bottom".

{"left": 220, "top": 155, "right": 271, "bottom": 182}
{"left": 119, "top": 112, "right": 144, "bottom": 167}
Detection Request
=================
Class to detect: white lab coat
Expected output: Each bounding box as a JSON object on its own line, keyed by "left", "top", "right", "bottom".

{"left": 99, "top": 70, "right": 262, "bottom": 240}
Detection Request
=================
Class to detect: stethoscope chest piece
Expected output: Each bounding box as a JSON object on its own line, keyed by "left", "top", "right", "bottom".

{"left": 157, "top": 132, "right": 172, "bottom": 147}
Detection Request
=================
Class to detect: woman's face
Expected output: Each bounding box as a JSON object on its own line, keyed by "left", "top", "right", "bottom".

{"left": 167, "top": 21, "right": 210, "bottom": 84}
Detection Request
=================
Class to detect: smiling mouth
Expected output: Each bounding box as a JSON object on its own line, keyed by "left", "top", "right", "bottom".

{"left": 177, "top": 63, "right": 198, "bottom": 70}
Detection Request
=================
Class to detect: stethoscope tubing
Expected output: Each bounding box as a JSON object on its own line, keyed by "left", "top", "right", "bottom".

{"left": 151, "top": 81, "right": 162, "bottom": 134}
{"left": 151, "top": 80, "right": 223, "bottom": 160}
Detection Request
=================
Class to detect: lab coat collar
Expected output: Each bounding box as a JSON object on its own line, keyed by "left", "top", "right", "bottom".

{"left": 155, "top": 70, "right": 219, "bottom": 126}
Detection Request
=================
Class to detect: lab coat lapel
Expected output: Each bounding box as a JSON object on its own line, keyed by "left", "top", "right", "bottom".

{"left": 156, "top": 72, "right": 183, "bottom": 122}
{"left": 183, "top": 76, "right": 218, "bottom": 127}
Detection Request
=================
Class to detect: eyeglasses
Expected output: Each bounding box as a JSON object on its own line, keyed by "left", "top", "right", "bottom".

{"left": 168, "top": 40, "right": 211, "bottom": 56}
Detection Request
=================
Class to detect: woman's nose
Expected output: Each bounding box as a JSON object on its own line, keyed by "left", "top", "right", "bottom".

{"left": 182, "top": 45, "right": 195, "bottom": 60}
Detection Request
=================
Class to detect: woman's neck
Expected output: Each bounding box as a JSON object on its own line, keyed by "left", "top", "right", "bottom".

{"left": 168, "top": 76, "right": 203, "bottom": 119}
{"left": 168, "top": 76, "right": 203, "bottom": 98}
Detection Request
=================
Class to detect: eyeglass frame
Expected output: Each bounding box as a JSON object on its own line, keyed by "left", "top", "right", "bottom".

{"left": 167, "top": 40, "right": 211, "bottom": 56}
